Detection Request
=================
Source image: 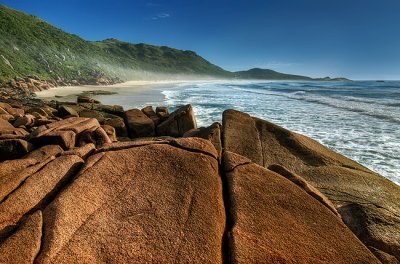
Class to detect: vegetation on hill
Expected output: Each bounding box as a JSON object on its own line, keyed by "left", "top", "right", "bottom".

{"left": 234, "top": 68, "right": 312, "bottom": 80}
{"left": 0, "top": 5, "right": 229, "bottom": 84}
{"left": 0, "top": 5, "right": 347, "bottom": 85}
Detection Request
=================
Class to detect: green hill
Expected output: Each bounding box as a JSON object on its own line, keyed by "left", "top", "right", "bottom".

{"left": 234, "top": 68, "right": 312, "bottom": 80}
{"left": 0, "top": 5, "right": 346, "bottom": 85}
{"left": 0, "top": 5, "right": 230, "bottom": 84}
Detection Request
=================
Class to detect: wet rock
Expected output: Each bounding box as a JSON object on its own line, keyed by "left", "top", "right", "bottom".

{"left": 124, "top": 108, "right": 155, "bottom": 138}
{"left": 157, "top": 104, "right": 197, "bottom": 137}
{"left": 78, "top": 109, "right": 105, "bottom": 123}
{"left": 36, "top": 138, "right": 224, "bottom": 263}
{"left": 222, "top": 151, "right": 380, "bottom": 263}
{"left": 222, "top": 109, "right": 400, "bottom": 260}
{"left": 77, "top": 95, "right": 100, "bottom": 104}
{"left": 0, "top": 139, "right": 32, "bottom": 161}
{"left": 58, "top": 105, "right": 79, "bottom": 118}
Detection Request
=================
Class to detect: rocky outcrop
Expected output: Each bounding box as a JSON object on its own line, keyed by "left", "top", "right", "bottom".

{"left": 35, "top": 138, "right": 224, "bottom": 263}
{"left": 124, "top": 108, "right": 155, "bottom": 138}
{"left": 0, "top": 211, "right": 43, "bottom": 264}
{"left": 157, "top": 104, "right": 197, "bottom": 137}
{"left": 0, "top": 104, "right": 399, "bottom": 263}
{"left": 222, "top": 109, "right": 400, "bottom": 261}
{"left": 222, "top": 151, "right": 379, "bottom": 263}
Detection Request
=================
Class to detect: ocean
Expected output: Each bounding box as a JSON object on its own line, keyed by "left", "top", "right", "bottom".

{"left": 37, "top": 80, "right": 400, "bottom": 185}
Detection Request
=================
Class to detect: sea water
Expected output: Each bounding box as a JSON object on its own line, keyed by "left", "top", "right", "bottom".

{"left": 160, "top": 80, "right": 400, "bottom": 185}
{"left": 38, "top": 80, "right": 400, "bottom": 185}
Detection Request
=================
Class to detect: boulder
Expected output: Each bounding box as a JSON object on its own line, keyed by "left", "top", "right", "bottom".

{"left": 222, "top": 151, "right": 380, "bottom": 263}
{"left": 0, "top": 211, "right": 42, "bottom": 264}
{"left": 0, "top": 155, "right": 84, "bottom": 236}
{"left": 104, "top": 117, "right": 128, "bottom": 137}
{"left": 77, "top": 95, "right": 100, "bottom": 104}
{"left": 156, "top": 104, "right": 197, "bottom": 137}
{"left": 36, "top": 138, "right": 225, "bottom": 263}
{"left": 58, "top": 105, "right": 79, "bottom": 118}
{"left": 222, "top": 109, "right": 400, "bottom": 260}
{"left": 77, "top": 127, "right": 112, "bottom": 147}
{"left": 13, "top": 114, "right": 35, "bottom": 128}
{"left": 183, "top": 122, "right": 222, "bottom": 161}
{"left": 78, "top": 109, "right": 105, "bottom": 123}
{"left": 142, "top": 105, "right": 160, "bottom": 126}
{"left": 29, "top": 117, "right": 101, "bottom": 149}
{"left": 0, "top": 139, "right": 32, "bottom": 161}
{"left": 124, "top": 108, "right": 155, "bottom": 138}
{"left": 101, "top": 124, "right": 117, "bottom": 142}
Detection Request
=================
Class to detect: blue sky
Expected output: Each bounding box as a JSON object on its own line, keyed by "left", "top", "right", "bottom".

{"left": 1, "top": 0, "right": 400, "bottom": 79}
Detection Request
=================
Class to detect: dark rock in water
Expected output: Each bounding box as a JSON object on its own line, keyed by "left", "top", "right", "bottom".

{"left": 35, "top": 138, "right": 224, "bottom": 263}
{"left": 141, "top": 105, "right": 160, "bottom": 126}
{"left": 0, "top": 210, "right": 42, "bottom": 263}
{"left": 124, "top": 108, "right": 155, "bottom": 138}
{"left": 58, "top": 105, "right": 79, "bottom": 118}
{"left": 222, "top": 151, "right": 380, "bottom": 263}
{"left": 77, "top": 95, "right": 100, "bottom": 104}
{"left": 104, "top": 117, "right": 128, "bottom": 137}
{"left": 156, "top": 104, "right": 197, "bottom": 137}
{"left": 0, "top": 139, "right": 32, "bottom": 161}
{"left": 80, "top": 90, "right": 118, "bottom": 96}
{"left": 183, "top": 122, "right": 222, "bottom": 161}
{"left": 222, "top": 109, "right": 400, "bottom": 261}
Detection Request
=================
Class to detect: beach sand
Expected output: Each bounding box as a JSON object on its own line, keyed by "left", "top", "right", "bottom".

{"left": 35, "top": 80, "right": 186, "bottom": 110}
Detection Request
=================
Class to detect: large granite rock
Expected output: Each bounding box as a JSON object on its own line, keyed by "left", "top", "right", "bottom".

{"left": 222, "top": 109, "right": 400, "bottom": 261}
{"left": 157, "top": 104, "right": 197, "bottom": 137}
{"left": 0, "top": 211, "right": 42, "bottom": 264}
{"left": 222, "top": 151, "right": 379, "bottom": 263}
{"left": 124, "top": 108, "right": 155, "bottom": 138}
{"left": 183, "top": 122, "right": 222, "bottom": 161}
{"left": 36, "top": 138, "right": 225, "bottom": 263}
{"left": 29, "top": 117, "right": 107, "bottom": 149}
{"left": 0, "top": 155, "right": 83, "bottom": 236}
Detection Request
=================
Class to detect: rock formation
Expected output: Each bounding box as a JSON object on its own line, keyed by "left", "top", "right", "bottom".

{"left": 0, "top": 100, "right": 399, "bottom": 263}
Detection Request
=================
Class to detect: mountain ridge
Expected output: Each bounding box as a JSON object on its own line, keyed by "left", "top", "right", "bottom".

{"left": 0, "top": 5, "right": 349, "bottom": 86}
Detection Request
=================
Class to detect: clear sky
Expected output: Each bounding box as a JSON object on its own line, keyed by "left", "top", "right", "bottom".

{"left": 1, "top": 0, "right": 400, "bottom": 79}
